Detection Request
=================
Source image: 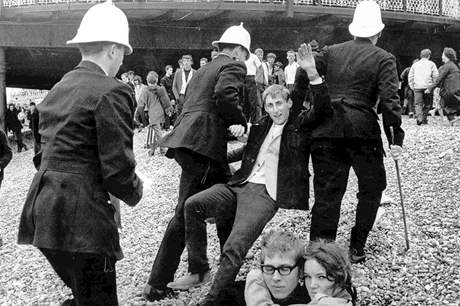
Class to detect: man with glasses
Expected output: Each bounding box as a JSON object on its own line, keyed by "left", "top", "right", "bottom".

{"left": 245, "top": 230, "right": 310, "bottom": 305}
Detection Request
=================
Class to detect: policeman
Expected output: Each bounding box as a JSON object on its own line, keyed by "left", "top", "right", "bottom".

{"left": 18, "top": 1, "right": 143, "bottom": 305}
{"left": 143, "top": 23, "right": 249, "bottom": 302}
{"left": 295, "top": 0, "right": 404, "bottom": 263}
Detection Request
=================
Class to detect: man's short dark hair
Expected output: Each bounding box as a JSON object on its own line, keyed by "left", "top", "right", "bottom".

{"left": 77, "top": 42, "right": 122, "bottom": 57}
{"left": 30, "top": 102, "right": 36, "bottom": 106}
{"left": 182, "top": 54, "right": 193, "bottom": 63}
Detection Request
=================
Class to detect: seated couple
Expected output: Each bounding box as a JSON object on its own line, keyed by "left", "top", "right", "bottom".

{"left": 245, "top": 230, "right": 357, "bottom": 306}
{"left": 155, "top": 44, "right": 335, "bottom": 306}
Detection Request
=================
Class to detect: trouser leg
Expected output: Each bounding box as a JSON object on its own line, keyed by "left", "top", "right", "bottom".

{"left": 184, "top": 183, "right": 236, "bottom": 274}
{"left": 14, "top": 130, "right": 24, "bottom": 151}
{"left": 152, "top": 124, "right": 164, "bottom": 153}
{"left": 40, "top": 249, "right": 118, "bottom": 306}
{"left": 206, "top": 183, "right": 277, "bottom": 302}
{"left": 423, "top": 91, "right": 433, "bottom": 122}
{"left": 72, "top": 253, "right": 118, "bottom": 306}
{"left": 310, "top": 140, "right": 350, "bottom": 242}
{"left": 40, "top": 248, "right": 74, "bottom": 289}
{"left": 147, "top": 150, "right": 226, "bottom": 288}
{"left": 414, "top": 90, "right": 424, "bottom": 123}
{"left": 348, "top": 142, "right": 387, "bottom": 251}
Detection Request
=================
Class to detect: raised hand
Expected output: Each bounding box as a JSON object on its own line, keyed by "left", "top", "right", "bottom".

{"left": 297, "top": 43, "right": 320, "bottom": 82}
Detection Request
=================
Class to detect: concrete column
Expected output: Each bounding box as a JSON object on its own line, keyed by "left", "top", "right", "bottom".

{"left": 0, "top": 48, "right": 6, "bottom": 131}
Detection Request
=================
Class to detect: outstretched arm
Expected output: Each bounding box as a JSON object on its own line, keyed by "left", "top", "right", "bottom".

{"left": 296, "top": 43, "right": 333, "bottom": 129}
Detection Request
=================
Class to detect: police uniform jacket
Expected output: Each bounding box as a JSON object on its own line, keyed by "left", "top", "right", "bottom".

{"left": 162, "top": 53, "right": 247, "bottom": 165}
{"left": 293, "top": 38, "right": 404, "bottom": 147}
{"left": 18, "top": 61, "right": 143, "bottom": 260}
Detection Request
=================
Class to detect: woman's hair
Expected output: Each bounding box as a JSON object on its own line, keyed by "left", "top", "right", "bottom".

{"left": 443, "top": 47, "right": 457, "bottom": 62}
{"left": 303, "top": 240, "right": 353, "bottom": 293}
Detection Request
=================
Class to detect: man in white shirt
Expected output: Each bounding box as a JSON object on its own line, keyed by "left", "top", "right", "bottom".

{"left": 284, "top": 50, "right": 299, "bottom": 93}
{"left": 408, "top": 49, "right": 439, "bottom": 125}
{"left": 244, "top": 52, "right": 263, "bottom": 122}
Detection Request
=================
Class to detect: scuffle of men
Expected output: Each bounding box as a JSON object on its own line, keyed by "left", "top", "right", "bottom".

{"left": 25, "top": 0, "right": 460, "bottom": 305}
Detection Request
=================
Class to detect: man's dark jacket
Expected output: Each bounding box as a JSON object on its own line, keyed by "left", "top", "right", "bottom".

{"left": 162, "top": 53, "right": 247, "bottom": 165}
{"left": 29, "top": 110, "right": 40, "bottom": 141}
{"left": 293, "top": 38, "right": 404, "bottom": 147}
{"left": 0, "top": 129, "right": 12, "bottom": 182}
{"left": 18, "top": 61, "right": 143, "bottom": 260}
{"left": 228, "top": 84, "right": 333, "bottom": 210}
{"left": 5, "top": 108, "right": 22, "bottom": 133}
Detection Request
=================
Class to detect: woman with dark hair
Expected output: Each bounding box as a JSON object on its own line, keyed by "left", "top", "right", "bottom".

{"left": 427, "top": 47, "right": 460, "bottom": 125}
{"left": 301, "top": 240, "right": 357, "bottom": 306}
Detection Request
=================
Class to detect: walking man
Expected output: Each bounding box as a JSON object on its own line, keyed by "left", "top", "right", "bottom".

{"left": 18, "top": 1, "right": 143, "bottom": 304}
{"left": 295, "top": 0, "right": 404, "bottom": 263}
{"left": 409, "top": 49, "right": 439, "bottom": 125}
{"left": 143, "top": 23, "right": 250, "bottom": 302}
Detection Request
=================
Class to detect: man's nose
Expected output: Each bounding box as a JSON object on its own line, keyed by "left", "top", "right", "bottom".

{"left": 272, "top": 270, "right": 282, "bottom": 280}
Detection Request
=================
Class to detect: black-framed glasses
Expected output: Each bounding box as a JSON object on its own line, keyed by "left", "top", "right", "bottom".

{"left": 260, "top": 264, "right": 298, "bottom": 276}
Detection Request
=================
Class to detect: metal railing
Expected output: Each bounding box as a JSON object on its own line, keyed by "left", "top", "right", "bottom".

{"left": 2, "top": 0, "right": 459, "bottom": 19}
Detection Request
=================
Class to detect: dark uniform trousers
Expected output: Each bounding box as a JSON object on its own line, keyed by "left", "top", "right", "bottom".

{"left": 40, "top": 248, "right": 117, "bottom": 306}
{"left": 147, "top": 149, "right": 230, "bottom": 289}
{"left": 309, "top": 139, "right": 387, "bottom": 251}
{"left": 185, "top": 183, "right": 277, "bottom": 303}
{"left": 244, "top": 75, "right": 261, "bottom": 123}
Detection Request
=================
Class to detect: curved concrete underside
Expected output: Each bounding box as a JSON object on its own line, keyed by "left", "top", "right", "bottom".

{"left": 1, "top": 2, "right": 459, "bottom": 89}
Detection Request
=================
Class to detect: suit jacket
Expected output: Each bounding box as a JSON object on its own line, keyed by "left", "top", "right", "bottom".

{"left": 227, "top": 83, "right": 333, "bottom": 210}
{"left": 162, "top": 54, "right": 247, "bottom": 165}
{"left": 18, "top": 61, "right": 143, "bottom": 260}
{"left": 0, "top": 129, "right": 12, "bottom": 182}
{"left": 293, "top": 38, "right": 404, "bottom": 147}
{"left": 172, "top": 68, "right": 197, "bottom": 100}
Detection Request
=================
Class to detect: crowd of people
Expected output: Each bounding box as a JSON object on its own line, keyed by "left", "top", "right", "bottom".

{"left": 400, "top": 47, "right": 460, "bottom": 125}
{"left": 0, "top": 0, "right": 458, "bottom": 305}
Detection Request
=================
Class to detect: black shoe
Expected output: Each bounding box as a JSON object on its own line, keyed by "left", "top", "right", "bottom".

{"left": 349, "top": 247, "right": 366, "bottom": 264}
{"left": 143, "top": 284, "right": 174, "bottom": 302}
{"left": 61, "top": 299, "right": 76, "bottom": 306}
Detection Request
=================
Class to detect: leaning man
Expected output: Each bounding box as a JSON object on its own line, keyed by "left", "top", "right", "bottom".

{"left": 18, "top": 1, "right": 143, "bottom": 305}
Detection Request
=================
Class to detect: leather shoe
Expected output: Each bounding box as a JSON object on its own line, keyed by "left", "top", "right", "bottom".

{"left": 349, "top": 247, "right": 366, "bottom": 264}
{"left": 167, "top": 270, "right": 211, "bottom": 290}
{"left": 61, "top": 299, "right": 76, "bottom": 306}
{"left": 143, "top": 284, "right": 173, "bottom": 302}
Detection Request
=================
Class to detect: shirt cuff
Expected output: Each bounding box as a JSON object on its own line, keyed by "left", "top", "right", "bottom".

{"left": 309, "top": 77, "right": 323, "bottom": 85}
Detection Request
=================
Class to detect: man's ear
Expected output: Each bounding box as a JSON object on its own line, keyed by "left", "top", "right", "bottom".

{"left": 287, "top": 98, "right": 293, "bottom": 109}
